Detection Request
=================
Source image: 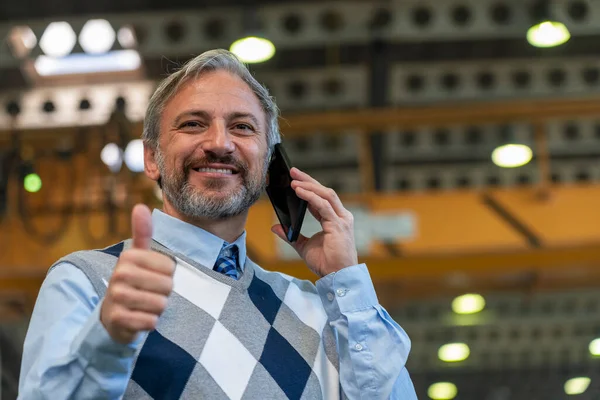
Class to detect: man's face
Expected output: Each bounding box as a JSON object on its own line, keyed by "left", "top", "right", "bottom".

{"left": 146, "top": 70, "right": 269, "bottom": 220}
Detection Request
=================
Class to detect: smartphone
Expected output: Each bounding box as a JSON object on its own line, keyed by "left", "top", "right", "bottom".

{"left": 265, "top": 143, "right": 308, "bottom": 242}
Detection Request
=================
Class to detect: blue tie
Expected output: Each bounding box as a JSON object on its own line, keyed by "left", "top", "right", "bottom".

{"left": 213, "top": 243, "right": 239, "bottom": 280}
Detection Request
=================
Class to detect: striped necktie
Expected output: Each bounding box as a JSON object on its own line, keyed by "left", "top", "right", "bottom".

{"left": 213, "top": 243, "right": 239, "bottom": 280}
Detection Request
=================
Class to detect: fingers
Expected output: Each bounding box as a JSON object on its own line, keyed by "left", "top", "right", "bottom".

{"left": 110, "top": 285, "right": 168, "bottom": 314}
{"left": 132, "top": 204, "right": 153, "bottom": 250}
{"left": 119, "top": 249, "right": 175, "bottom": 277}
{"left": 290, "top": 168, "right": 351, "bottom": 220}
{"left": 271, "top": 224, "right": 309, "bottom": 255}
{"left": 294, "top": 185, "right": 338, "bottom": 222}
{"left": 105, "top": 306, "right": 159, "bottom": 337}
{"left": 112, "top": 261, "right": 174, "bottom": 295}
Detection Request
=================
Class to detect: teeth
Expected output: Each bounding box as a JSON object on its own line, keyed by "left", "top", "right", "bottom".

{"left": 196, "top": 168, "right": 233, "bottom": 174}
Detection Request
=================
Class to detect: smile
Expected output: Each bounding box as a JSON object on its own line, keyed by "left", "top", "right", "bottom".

{"left": 193, "top": 167, "right": 234, "bottom": 174}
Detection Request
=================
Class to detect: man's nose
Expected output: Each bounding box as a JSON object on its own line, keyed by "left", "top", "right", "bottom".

{"left": 201, "top": 121, "right": 235, "bottom": 155}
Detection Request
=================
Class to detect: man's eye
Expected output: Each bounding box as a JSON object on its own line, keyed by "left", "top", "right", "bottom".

{"left": 235, "top": 124, "right": 254, "bottom": 131}
{"left": 180, "top": 121, "right": 201, "bottom": 128}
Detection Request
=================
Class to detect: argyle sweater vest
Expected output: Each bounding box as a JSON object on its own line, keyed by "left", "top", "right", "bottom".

{"left": 52, "top": 239, "right": 345, "bottom": 400}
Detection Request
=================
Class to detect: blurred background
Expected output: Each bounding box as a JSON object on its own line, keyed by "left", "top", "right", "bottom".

{"left": 1, "top": 0, "right": 600, "bottom": 399}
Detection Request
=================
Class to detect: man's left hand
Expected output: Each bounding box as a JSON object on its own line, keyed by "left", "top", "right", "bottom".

{"left": 271, "top": 168, "right": 358, "bottom": 277}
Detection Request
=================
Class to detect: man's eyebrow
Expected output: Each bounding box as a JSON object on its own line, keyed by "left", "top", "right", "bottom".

{"left": 226, "top": 112, "right": 261, "bottom": 128}
{"left": 173, "top": 110, "right": 212, "bottom": 126}
{"left": 173, "top": 110, "right": 261, "bottom": 128}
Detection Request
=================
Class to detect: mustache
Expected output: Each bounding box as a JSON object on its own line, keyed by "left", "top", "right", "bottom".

{"left": 184, "top": 154, "right": 248, "bottom": 174}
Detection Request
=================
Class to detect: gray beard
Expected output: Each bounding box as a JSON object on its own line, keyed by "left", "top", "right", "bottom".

{"left": 156, "top": 150, "right": 268, "bottom": 220}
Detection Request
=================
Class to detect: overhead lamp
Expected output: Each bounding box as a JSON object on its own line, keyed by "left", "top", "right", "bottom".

{"left": 101, "top": 143, "right": 123, "bottom": 173}
{"left": 117, "top": 26, "right": 137, "bottom": 49}
{"left": 124, "top": 139, "right": 144, "bottom": 172}
{"left": 564, "top": 377, "right": 591, "bottom": 395}
{"left": 7, "top": 26, "right": 37, "bottom": 58}
{"left": 230, "top": 8, "right": 275, "bottom": 63}
{"left": 438, "top": 343, "right": 470, "bottom": 362}
{"left": 34, "top": 49, "right": 142, "bottom": 77}
{"left": 527, "top": 1, "right": 571, "bottom": 48}
{"left": 79, "top": 19, "right": 116, "bottom": 54}
{"left": 428, "top": 382, "right": 458, "bottom": 400}
{"left": 588, "top": 338, "right": 600, "bottom": 356}
{"left": 491, "top": 126, "right": 533, "bottom": 168}
{"left": 20, "top": 162, "right": 42, "bottom": 193}
{"left": 492, "top": 144, "right": 533, "bottom": 168}
{"left": 39, "top": 22, "right": 77, "bottom": 57}
{"left": 452, "top": 294, "right": 485, "bottom": 315}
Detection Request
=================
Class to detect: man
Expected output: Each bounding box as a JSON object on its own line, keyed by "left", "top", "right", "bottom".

{"left": 18, "top": 49, "right": 416, "bottom": 399}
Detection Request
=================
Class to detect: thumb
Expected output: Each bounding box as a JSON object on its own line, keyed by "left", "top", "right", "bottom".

{"left": 271, "top": 224, "right": 289, "bottom": 243}
{"left": 132, "top": 204, "right": 153, "bottom": 250}
{"left": 271, "top": 224, "right": 306, "bottom": 254}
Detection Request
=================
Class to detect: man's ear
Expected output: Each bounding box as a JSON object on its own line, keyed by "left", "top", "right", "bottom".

{"left": 144, "top": 144, "right": 160, "bottom": 182}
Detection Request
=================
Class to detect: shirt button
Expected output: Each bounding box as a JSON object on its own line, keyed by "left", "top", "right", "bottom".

{"left": 354, "top": 343, "right": 363, "bottom": 351}
{"left": 336, "top": 288, "right": 348, "bottom": 297}
{"left": 327, "top": 292, "right": 334, "bottom": 302}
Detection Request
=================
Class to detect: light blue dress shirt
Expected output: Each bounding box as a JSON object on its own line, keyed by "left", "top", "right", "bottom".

{"left": 18, "top": 209, "right": 416, "bottom": 399}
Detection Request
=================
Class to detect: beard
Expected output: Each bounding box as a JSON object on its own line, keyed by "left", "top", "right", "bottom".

{"left": 156, "top": 149, "right": 268, "bottom": 220}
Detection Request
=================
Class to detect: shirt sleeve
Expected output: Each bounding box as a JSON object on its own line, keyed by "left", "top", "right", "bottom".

{"left": 316, "top": 264, "right": 417, "bottom": 400}
{"left": 18, "top": 262, "right": 143, "bottom": 400}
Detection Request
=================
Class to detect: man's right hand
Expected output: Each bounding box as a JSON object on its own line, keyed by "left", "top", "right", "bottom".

{"left": 100, "top": 204, "right": 175, "bottom": 344}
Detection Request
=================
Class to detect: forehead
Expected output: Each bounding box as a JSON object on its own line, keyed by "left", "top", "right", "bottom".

{"left": 164, "top": 70, "right": 266, "bottom": 125}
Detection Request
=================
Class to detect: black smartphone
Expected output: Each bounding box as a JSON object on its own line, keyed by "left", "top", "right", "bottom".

{"left": 265, "top": 143, "right": 308, "bottom": 242}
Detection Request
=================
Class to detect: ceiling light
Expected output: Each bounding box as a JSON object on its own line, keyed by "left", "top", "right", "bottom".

{"left": 39, "top": 22, "right": 76, "bottom": 57}
{"left": 124, "top": 139, "right": 144, "bottom": 172}
{"left": 101, "top": 143, "right": 123, "bottom": 173}
{"left": 79, "top": 19, "right": 116, "bottom": 54}
{"left": 452, "top": 294, "right": 485, "bottom": 314}
{"left": 117, "top": 26, "right": 137, "bottom": 48}
{"left": 491, "top": 144, "right": 533, "bottom": 168}
{"left": 230, "top": 36, "right": 275, "bottom": 63}
{"left": 428, "top": 382, "right": 458, "bottom": 400}
{"left": 34, "top": 50, "right": 142, "bottom": 76}
{"left": 438, "top": 343, "right": 470, "bottom": 362}
{"left": 564, "top": 377, "right": 591, "bottom": 395}
{"left": 24, "top": 173, "right": 42, "bottom": 193}
{"left": 527, "top": 0, "right": 570, "bottom": 48}
{"left": 528, "top": 21, "right": 570, "bottom": 48}
{"left": 589, "top": 338, "right": 600, "bottom": 356}
{"left": 7, "top": 26, "right": 37, "bottom": 58}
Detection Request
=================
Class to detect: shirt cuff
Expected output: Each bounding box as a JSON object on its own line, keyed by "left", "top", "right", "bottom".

{"left": 315, "top": 263, "right": 379, "bottom": 320}
{"left": 71, "top": 299, "right": 145, "bottom": 369}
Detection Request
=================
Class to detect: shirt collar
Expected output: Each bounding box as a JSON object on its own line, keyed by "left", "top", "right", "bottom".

{"left": 150, "top": 209, "right": 247, "bottom": 272}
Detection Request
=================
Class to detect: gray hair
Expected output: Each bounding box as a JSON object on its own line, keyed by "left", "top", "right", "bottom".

{"left": 142, "top": 49, "right": 281, "bottom": 155}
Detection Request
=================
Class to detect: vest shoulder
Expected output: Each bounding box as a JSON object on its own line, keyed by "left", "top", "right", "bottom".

{"left": 250, "top": 260, "right": 318, "bottom": 295}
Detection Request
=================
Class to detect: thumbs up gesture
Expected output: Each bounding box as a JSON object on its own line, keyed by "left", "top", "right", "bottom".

{"left": 100, "top": 204, "right": 176, "bottom": 344}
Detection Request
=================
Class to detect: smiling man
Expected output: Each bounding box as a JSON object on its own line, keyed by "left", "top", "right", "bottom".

{"left": 18, "top": 50, "right": 417, "bottom": 400}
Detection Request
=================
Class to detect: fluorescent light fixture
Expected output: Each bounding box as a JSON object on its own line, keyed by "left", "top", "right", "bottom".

{"left": 39, "top": 22, "right": 76, "bottom": 57}
{"left": 34, "top": 50, "right": 142, "bottom": 76}
{"left": 124, "top": 139, "right": 144, "bottom": 172}
{"left": 492, "top": 144, "right": 533, "bottom": 168}
{"left": 438, "top": 343, "right": 470, "bottom": 362}
{"left": 230, "top": 36, "right": 275, "bottom": 63}
{"left": 527, "top": 21, "right": 570, "bottom": 48}
{"left": 564, "top": 377, "right": 591, "bottom": 395}
{"left": 80, "top": 19, "right": 116, "bottom": 54}
{"left": 428, "top": 382, "right": 458, "bottom": 400}
{"left": 101, "top": 143, "right": 123, "bottom": 173}
{"left": 452, "top": 294, "right": 486, "bottom": 315}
